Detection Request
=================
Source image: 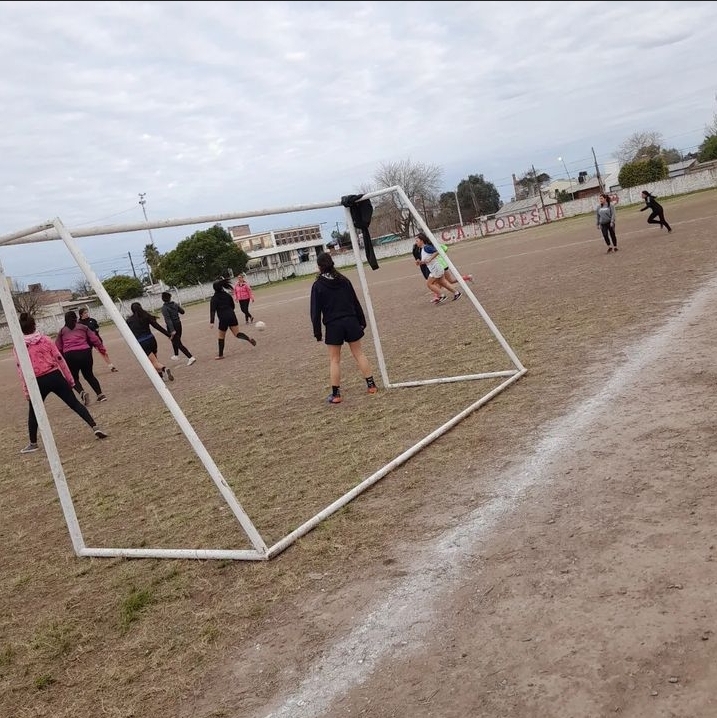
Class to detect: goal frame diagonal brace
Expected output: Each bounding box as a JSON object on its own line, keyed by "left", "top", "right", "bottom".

{"left": 0, "top": 186, "right": 526, "bottom": 561}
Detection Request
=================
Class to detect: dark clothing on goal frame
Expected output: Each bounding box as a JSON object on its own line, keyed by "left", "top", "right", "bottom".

{"left": 28, "top": 369, "right": 95, "bottom": 443}
{"left": 640, "top": 193, "right": 672, "bottom": 232}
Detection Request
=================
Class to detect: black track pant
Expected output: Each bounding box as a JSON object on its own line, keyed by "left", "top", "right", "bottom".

{"left": 647, "top": 209, "right": 671, "bottom": 232}
{"left": 63, "top": 348, "right": 102, "bottom": 396}
{"left": 170, "top": 323, "right": 193, "bottom": 358}
{"left": 600, "top": 223, "right": 617, "bottom": 247}
{"left": 28, "top": 370, "right": 95, "bottom": 443}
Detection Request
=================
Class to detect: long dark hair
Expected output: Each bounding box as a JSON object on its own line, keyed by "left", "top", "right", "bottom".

{"left": 129, "top": 302, "right": 156, "bottom": 321}
{"left": 212, "top": 279, "right": 232, "bottom": 293}
{"left": 64, "top": 310, "right": 78, "bottom": 329}
{"left": 599, "top": 193, "right": 611, "bottom": 206}
{"left": 317, "top": 251, "right": 345, "bottom": 280}
{"left": 19, "top": 312, "right": 36, "bottom": 335}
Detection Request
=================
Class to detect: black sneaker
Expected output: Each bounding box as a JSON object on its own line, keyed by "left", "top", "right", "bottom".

{"left": 21, "top": 442, "right": 39, "bottom": 454}
{"left": 164, "top": 367, "right": 174, "bottom": 382}
{"left": 94, "top": 428, "right": 108, "bottom": 439}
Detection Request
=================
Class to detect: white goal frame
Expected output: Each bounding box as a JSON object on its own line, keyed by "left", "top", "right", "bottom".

{"left": 0, "top": 186, "right": 526, "bottom": 561}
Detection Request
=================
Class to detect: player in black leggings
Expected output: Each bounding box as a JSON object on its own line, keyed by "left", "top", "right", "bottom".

{"left": 640, "top": 191, "right": 672, "bottom": 232}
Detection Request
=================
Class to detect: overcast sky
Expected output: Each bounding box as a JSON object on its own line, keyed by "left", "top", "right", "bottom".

{"left": 1, "top": 0, "right": 716, "bottom": 290}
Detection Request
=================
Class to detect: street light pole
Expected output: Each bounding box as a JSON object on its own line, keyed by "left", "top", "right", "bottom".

{"left": 453, "top": 190, "right": 464, "bottom": 226}
{"left": 557, "top": 157, "right": 574, "bottom": 199}
{"left": 138, "top": 192, "right": 155, "bottom": 284}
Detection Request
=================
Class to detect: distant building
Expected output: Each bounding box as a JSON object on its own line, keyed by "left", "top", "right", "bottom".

{"left": 227, "top": 223, "right": 327, "bottom": 270}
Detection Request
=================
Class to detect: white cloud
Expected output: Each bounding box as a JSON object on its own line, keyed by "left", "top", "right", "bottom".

{"left": 1, "top": 0, "right": 716, "bottom": 287}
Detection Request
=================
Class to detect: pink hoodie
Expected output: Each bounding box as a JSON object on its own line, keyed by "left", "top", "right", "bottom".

{"left": 14, "top": 332, "right": 75, "bottom": 399}
{"left": 56, "top": 323, "right": 106, "bottom": 355}
{"left": 232, "top": 279, "right": 254, "bottom": 302}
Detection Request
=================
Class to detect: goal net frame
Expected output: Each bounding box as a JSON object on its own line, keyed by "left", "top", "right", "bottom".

{"left": 0, "top": 185, "right": 526, "bottom": 562}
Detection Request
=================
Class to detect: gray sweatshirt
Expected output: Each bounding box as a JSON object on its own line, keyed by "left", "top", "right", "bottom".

{"left": 596, "top": 204, "right": 616, "bottom": 226}
{"left": 161, "top": 300, "right": 185, "bottom": 334}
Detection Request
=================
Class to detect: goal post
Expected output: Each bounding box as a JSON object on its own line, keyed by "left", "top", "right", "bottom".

{"left": 0, "top": 187, "right": 526, "bottom": 561}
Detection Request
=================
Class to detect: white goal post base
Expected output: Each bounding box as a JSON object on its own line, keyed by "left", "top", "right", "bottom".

{"left": 0, "top": 186, "right": 526, "bottom": 562}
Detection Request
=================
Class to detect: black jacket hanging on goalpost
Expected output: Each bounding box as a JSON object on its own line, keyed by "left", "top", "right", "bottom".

{"left": 341, "top": 194, "right": 379, "bottom": 270}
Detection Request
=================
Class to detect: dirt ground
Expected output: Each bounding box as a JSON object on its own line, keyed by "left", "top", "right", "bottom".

{"left": 1, "top": 189, "right": 716, "bottom": 718}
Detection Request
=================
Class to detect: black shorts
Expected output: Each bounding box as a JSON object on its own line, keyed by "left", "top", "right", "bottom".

{"left": 217, "top": 312, "right": 239, "bottom": 332}
{"left": 325, "top": 316, "right": 365, "bottom": 346}
{"left": 139, "top": 336, "right": 158, "bottom": 356}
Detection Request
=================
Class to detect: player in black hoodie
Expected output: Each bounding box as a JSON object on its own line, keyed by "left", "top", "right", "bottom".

{"left": 209, "top": 279, "right": 256, "bottom": 360}
{"left": 310, "top": 252, "right": 377, "bottom": 404}
{"left": 639, "top": 190, "right": 672, "bottom": 232}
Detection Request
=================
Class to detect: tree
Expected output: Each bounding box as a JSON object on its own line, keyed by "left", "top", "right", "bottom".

{"left": 143, "top": 243, "right": 162, "bottom": 283}
{"left": 660, "top": 147, "right": 683, "bottom": 164}
{"left": 458, "top": 175, "right": 501, "bottom": 220}
{"left": 372, "top": 158, "right": 443, "bottom": 238}
{"left": 102, "top": 275, "right": 144, "bottom": 301}
{"left": 12, "top": 289, "right": 42, "bottom": 316}
{"left": 514, "top": 169, "right": 550, "bottom": 201}
{"left": 617, "top": 156, "right": 668, "bottom": 188}
{"left": 698, "top": 135, "right": 717, "bottom": 162}
{"left": 159, "top": 224, "right": 249, "bottom": 287}
{"left": 614, "top": 131, "right": 664, "bottom": 165}
{"left": 72, "top": 278, "right": 94, "bottom": 297}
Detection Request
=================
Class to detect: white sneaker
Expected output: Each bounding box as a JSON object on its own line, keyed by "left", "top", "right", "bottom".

{"left": 170, "top": 355, "right": 179, "bottom": 361}
{"left": 187, "top": 357, "right": 196, "bottom": 366}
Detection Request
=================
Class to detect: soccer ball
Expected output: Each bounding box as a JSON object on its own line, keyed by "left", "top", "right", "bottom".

{"left": 255, "top": 321, "right": 266, "bottom": 331}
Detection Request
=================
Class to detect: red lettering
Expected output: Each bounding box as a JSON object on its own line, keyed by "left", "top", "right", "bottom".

{"left": 495, "top": 217, "right": 505, "bottom": 230}
{"left": 507, "top": 214, "right": 516, "bottom": 228}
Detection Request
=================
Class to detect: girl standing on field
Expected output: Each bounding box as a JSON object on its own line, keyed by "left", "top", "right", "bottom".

{"left": 232, "top": 275, "right": 255, "bottom": 324}
{"left": 310, "top": 252, "right": 378, "bottom": 404}
{"left": 596, "top": 193, "right": 618, "bottom": 252}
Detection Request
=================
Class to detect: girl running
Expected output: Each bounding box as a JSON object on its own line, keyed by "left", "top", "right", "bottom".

{"left": 126, "top": 302, "right": 174, "bottom": 382}
{"left": 209, "top": 279, "right": 257, "bottom": 360}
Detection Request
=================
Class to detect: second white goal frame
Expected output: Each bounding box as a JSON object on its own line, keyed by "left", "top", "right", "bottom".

{"left": 0, "top": 185, "right": 527, "bottom": 561}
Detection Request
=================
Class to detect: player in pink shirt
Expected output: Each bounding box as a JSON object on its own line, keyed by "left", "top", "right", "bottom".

{"left": 232, "top": 275, "right": 255, "bottom": 324}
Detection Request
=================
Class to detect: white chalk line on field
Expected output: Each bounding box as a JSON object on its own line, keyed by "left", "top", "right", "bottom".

{"left": 261, "top": 272, "right": 717, "bottom": 718}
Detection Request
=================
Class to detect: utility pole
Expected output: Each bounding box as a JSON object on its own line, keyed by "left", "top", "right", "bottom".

{"left": 466, "top": 181, "right": 484, "bottom": 237}
{"left": 138, "top": 192, "right": 155, "bottom": 285}
{"left": 127, "top": 251, "right": 138, "bottom": 280}
{"left": 532, "top": 164, "right": 550, "bottom": 223}
{"left": 592, "top": 147, "right": 605, "bottom": 194}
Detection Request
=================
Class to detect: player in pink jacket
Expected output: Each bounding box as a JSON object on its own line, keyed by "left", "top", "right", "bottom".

{"left": 14, "top": 313, "right": 108, "bottom": 454}
{"left": 232, "top": 275, "right": 255, "bottom": 324}
{"left": 55, "top": 309, "right": 108, "bottom": 405}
